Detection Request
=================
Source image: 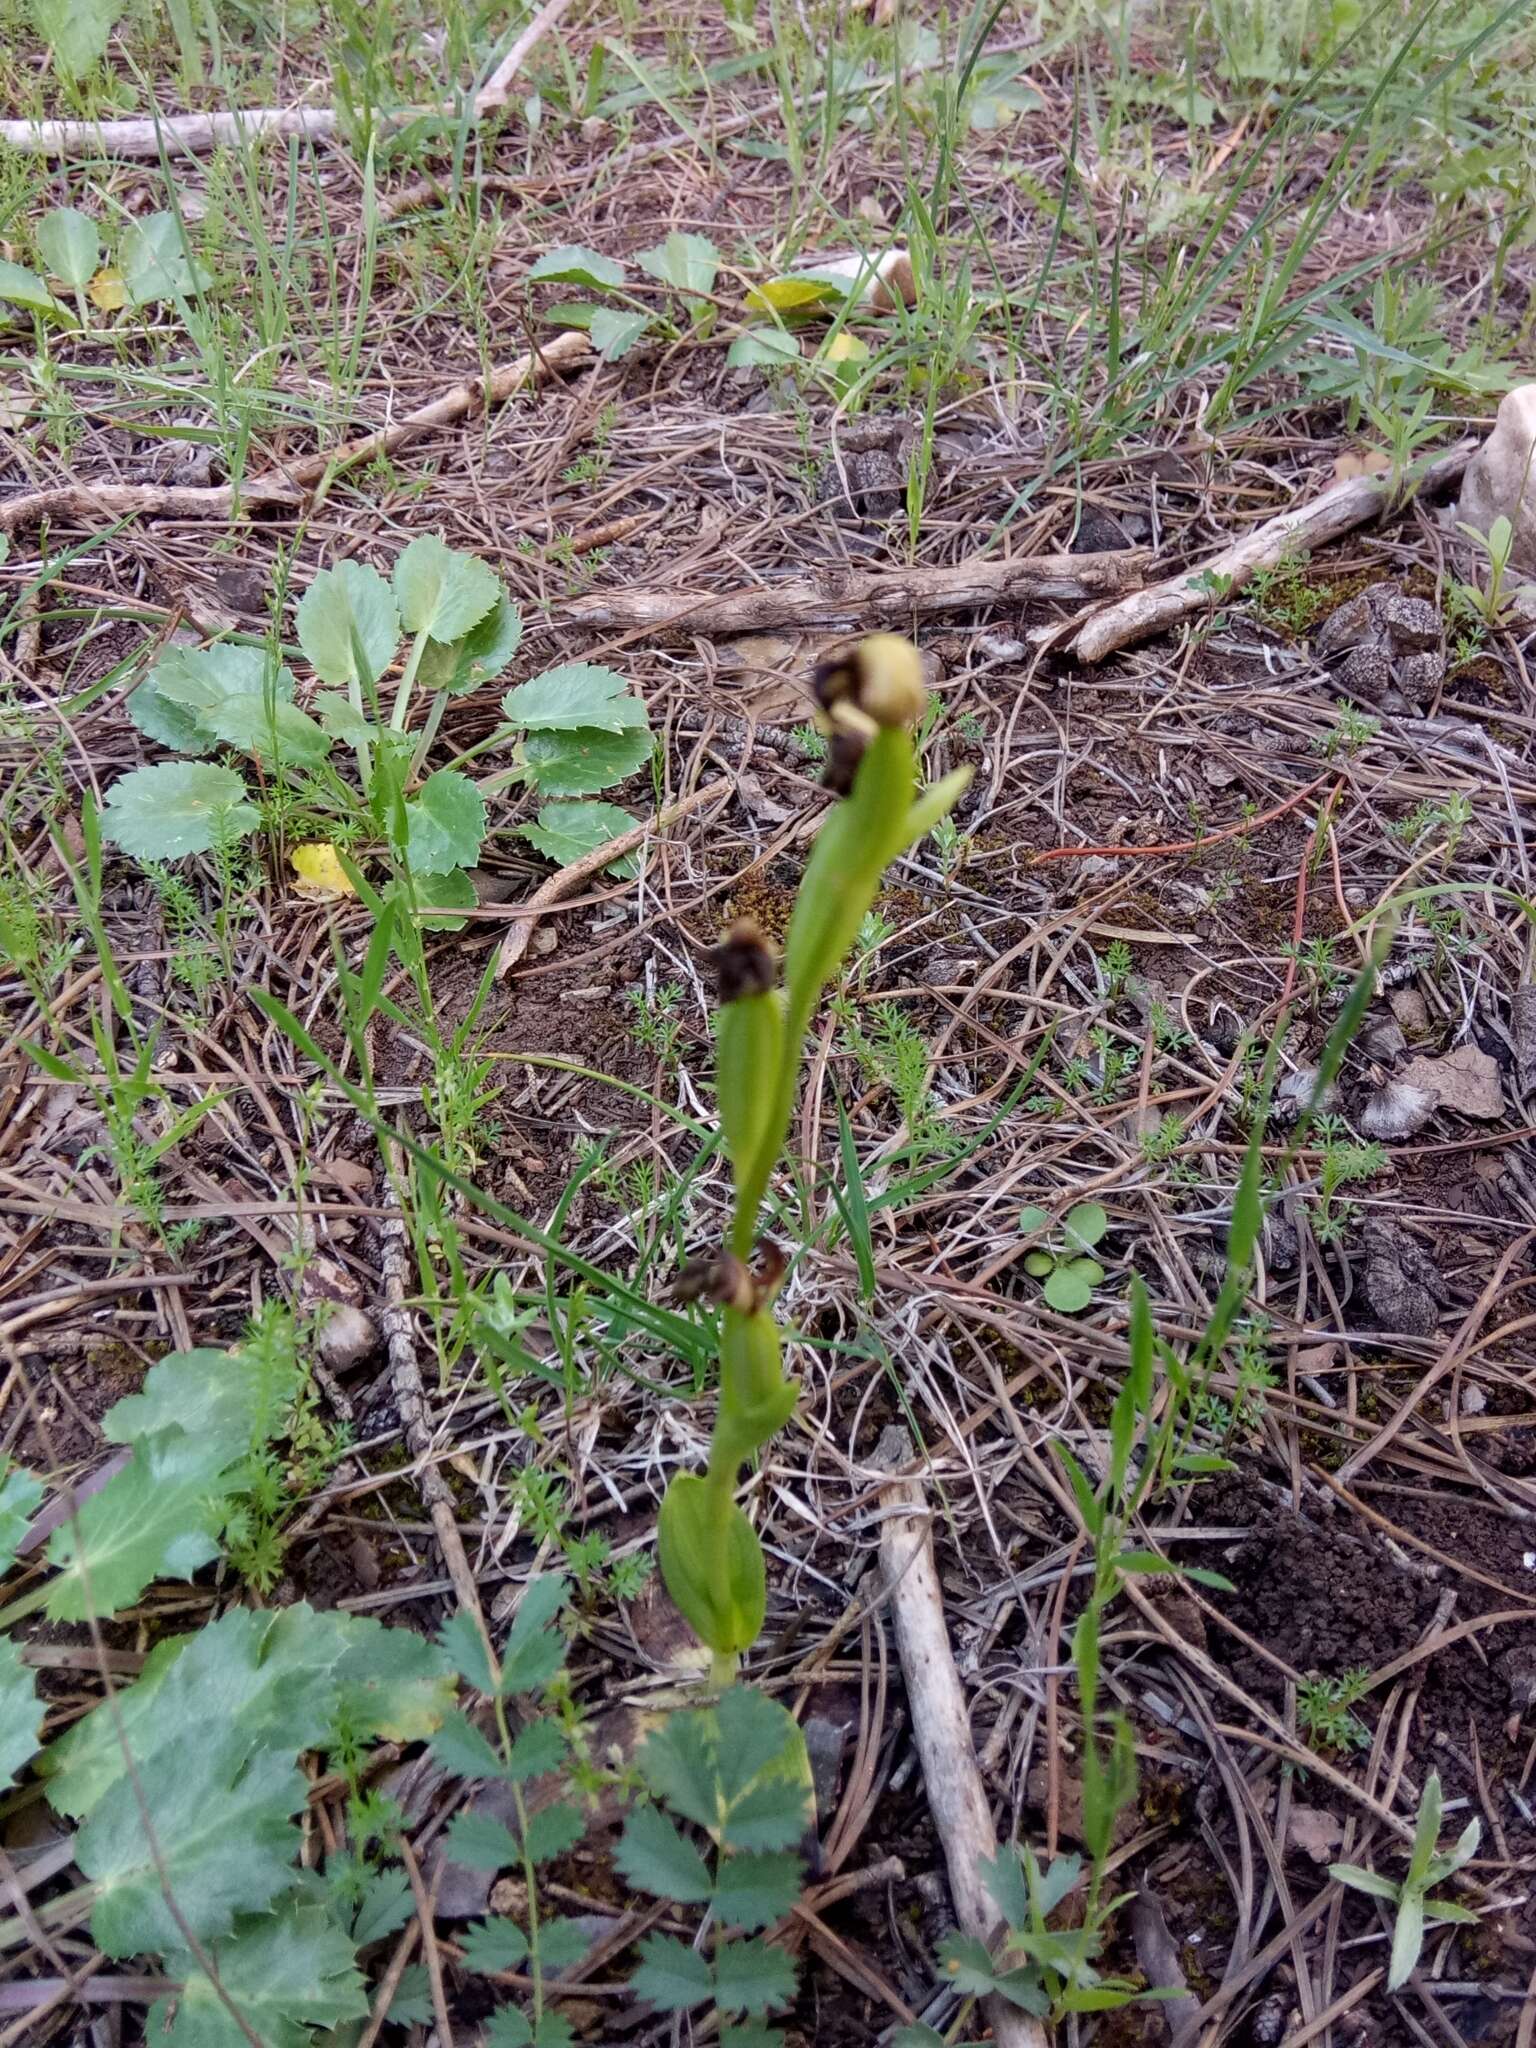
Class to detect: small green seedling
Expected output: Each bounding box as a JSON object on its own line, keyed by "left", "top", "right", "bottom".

{"left": 1331, "top": 1771, "right": 1481, "bottom": 1991}
{"left": 1019, "top": 1202, "right": 1110, "bottom": 1313}
{"left": 1297, "top": 1668, "right": 1372, "bottom": 1754}
{"left": 1452, "top": 513, "right": 1520, "bottom": 627}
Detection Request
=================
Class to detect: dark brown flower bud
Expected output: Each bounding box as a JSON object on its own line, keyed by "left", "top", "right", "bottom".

{"left": 813, "top": 633, "right": 926, "bottom": 732}
{"left": 672, "top": 1250, "right": 756, "bottom": 1313}
{"left": 752, "top": 1240, "right": 788, "bottom": 1302}
{"left": 822, "top": 726, "right": 867, "bottom": 796}
{"left": 712, "top": 918, "right": 777, "bottom": 1003}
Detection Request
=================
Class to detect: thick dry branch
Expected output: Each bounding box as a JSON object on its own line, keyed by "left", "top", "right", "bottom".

{"left": 1072, "top": 441, "right": 1476, "bottom": 663}
{"left": 0, "top": 0, "right": 573, "bottom": 156}
{"left": 0, "top": 330, "right": 593, "bottom": 535}
{"left": 879, "top": 1450, "right": 1049, "bottom": 2048}
{"left": 561, "top": 547, "right": 1147, "bottom": 635}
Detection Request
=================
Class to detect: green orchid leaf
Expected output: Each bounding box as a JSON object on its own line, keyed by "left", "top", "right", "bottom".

{"left": 527, "top": 244, "right": 625, "bottom": 289}
{"left": 403, "top": 769, "right": 486, "bottom": 874}
{"left": 394, "top": 534, "right": 500, "bottom": 643}
{"left": 656, "top": 1475, "right": 765, "bottom": 1656}
{"left": 296, "top": 559, "right": 399, "bottom": 689}
{"left": 521, "top": 723, "right": 653, "bottom": 796}
{"left": 519, "top": 799, "right": 640, "bottom": 877}
{"left": 100, "top": 762, "right": 259, "bottom": 861}
{"left": 37, "top": 207, "right": 101, "bottom": 290}
{"left": 501, "top": 663, "right": 646, "bottom": 735}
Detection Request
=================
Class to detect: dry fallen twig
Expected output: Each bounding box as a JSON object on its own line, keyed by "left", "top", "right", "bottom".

{"left": 1071, "top": 440, "right": 1476, "bottom": 662}
{"left": 878, "top": 1442, "right": 1049, "bottom": 2048}
{"left": 560, "top": 547, "right": 1146, "bottom": 635}
{"left": 0, "top": 331, "right": 594, "bottom": 535}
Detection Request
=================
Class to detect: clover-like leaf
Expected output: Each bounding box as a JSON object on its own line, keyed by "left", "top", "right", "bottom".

{"left": 119, "top": 212, "right": 208, "bottom": 306}
{"left": 522, "top": 723, "right": 654, "bottom": 797}
{"left": 519, "top": 800, "right": 639, "bottom": 877}
{"left": 44, "top": 1427, "right": 238, "bottom": 1621}
{"left": 100, "top": 762, "right": 259, "bottom": 861}
{"left": 1042, "top": 1263, "right": 1095, "bottom": 1314}
{"left": 156, "top": 1896, "right": 368, "bottom": 2048}
{"left": 589, "top": 307, "right": 652, "bottom": 361}
{"left": 297, "top": 559, "right": 399, "bottom": 690}
{"left": 394, "top": 535, "right": 500, "bottom": 644}
{"left": 0, "top": 1639, "right": 41, "bottom": 1792}
{"left": 1063, "top": 1201, "right": 1109, "bottom": 1251}
{"left": 37, "top": 207, "right": 101, "bottom": 290}
{"left": 527, "top": 244, "right": 625, "bottom": 289}
{"left": 418, "top": 591, "right": 523, "bottom": 696}
{"left": 501, "top": 663, "right": 646, "bottom": 735}
{"left": 637, "top": 231, "right": 719, "bottom": 298}
{"left": 403, "top": 769, "right": 486, "bottom": 875}
{"left": 0, "top": 258, "right": 67, "bottom": 324}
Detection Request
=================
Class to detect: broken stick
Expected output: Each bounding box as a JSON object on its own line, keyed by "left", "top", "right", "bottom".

{"left": 1071, "top": 439, "right": 1476, "bottom": 663}
{"left": 878, "top": 1440, "right": 1049, "bottom": 2048}
{"left": 560, "top": 547, "right": 1146, "bottom": 636}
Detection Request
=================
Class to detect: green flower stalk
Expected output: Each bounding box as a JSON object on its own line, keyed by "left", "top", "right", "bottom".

{"left": 658, "top": 635, "right": 972, "bottom": 1681}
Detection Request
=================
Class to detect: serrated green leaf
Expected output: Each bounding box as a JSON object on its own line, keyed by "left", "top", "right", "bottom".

{"left": 394, "top": 535, "right": 500, "bottom": 643}
{"left": 120, "top": 213, "right": 207, "bottom": 306}
{"left": 314, "top": 692, "right": 380, "bottom": 745}
{"left": 297, "top": 559, "right": 399, "bottom": 689}
{"left": 44, "top": 1427, "right": 235, "bottom": 1620}
{"left": 437, "top": 1609, "right": 496, "bottom": 1694}
{"left": 615, "top": 1804, "right": 713, "bottom": 1903}
{"left": 460, "top": 1916, "right": 530, "bottom": 1974}
{"left": 198, "top": 692, "right": 332, "bottom": 769}
{"left": 0, "top": 1639, "right": 41, "bottom": 1791}
{"left": 37, "top": 208, "right": 101, "bottom": 290}
{"left": 30, "top": 0, "right": 119, "bottom": 78}
{"left": 158, "top": 1897, "right": 367, "bottom": 2048}
{"left": 637, "top": 231, "right": 719, "bottom": 297}
{"left": 485, "top": 2009, "right": 533, "bottom": 2048}
{"left": 444, "top": 1809, "right": 521, "bottom": 1872}
{"left": 499, "top": 1574, "right": 570, "bottom": 1694}
{"left": 536, "top": 1916, "right": 591, "bottom": 1973}
{"left": 589, "top": 306, "right": 652, "bottom": 361}
{"left": 100, "top": 762, "right": 259, "bottom": 861}
{"left": 404, "top": 769, "right": 486, "bottom": 875}
{"left": 0, "top": 258, "right": 66, "bottom": 324}
{"left": 630, "top": 1933, "right": 713, "bottom": 2013}
{"left": 80, "top": 1735, "right": 304, "bottom": 1955}
{"left": 527, "top": 244, "right": 625, "bottom": 289}
{"left": 351, "top": 1865, "right": 414, "bottom": 1946}
{"left": 331, "top": 1617, "right": 453, "bottom": 1743}
{"left": 419, "top": 591, "right": 523, "bottom": 696}
{"left": 384, "top": 1964, "right": 433, "bottom": 2026}
{"left": 431, "top": 1709, "right": 508, "bottom": 1780}
{"left": 104, "top": 1345, "right": 283, "bottom": 1463}
{"left": 506, "top": 1719, "right": 567, "bottom": 1781}
{"left": 523, "top": 1799, "right": 584, "bottom": 1865}
{"left": 501, "top": 664, "right": 646, "bottom": 736}
{"left": 727, "top": 327, "right": 800, "bottom": 370}
{"left": 534, "top": 2014, "right": 575, "bottom": 2048}
{"left": 130, "top": 645, "right": 292, "bottom": 755}
{"left": 0, "top": 1464, "right": 44, "bottom": 1575}
{"left": 714, "top": 1935, "right": 797, "bottom": 2016}
{"left": 713, "top": 1851, "right": 803, "bottom": 1931}
{"left": 522, "top": 723, "right": 654, "bottom": 797}
{"left": 520, "top": 800, "right": 639, "bottom": 877}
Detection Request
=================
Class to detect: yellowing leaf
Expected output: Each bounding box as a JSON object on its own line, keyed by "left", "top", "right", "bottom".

{"left": 88, "top": 267, "right": 127, "bottom": 311}
{"left": 290, "top": 843, "right": 356, "bottom": 899}
{"left": 823, "top": 332, "right": 869, "bottom": 363}
{"left": 744, "top": 276, "right": 844, "bottom": 315}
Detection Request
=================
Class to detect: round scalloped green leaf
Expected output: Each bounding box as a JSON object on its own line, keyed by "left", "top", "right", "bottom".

{"left": 37, "top": 207, "right": 101, "bottom": 290}
{"left": 1063, "top": 1201, "right": 1108, "bottom": 1251}
{"left": 527, "top": 243, "right": 626, "bottom": 289}
{"left": 727, "top": 326, "right": 801, "bottom": 369}
{"left": 403, "top": 770, "right": 486, "bottom": 875}
{"left": 1023, "top": 1250, "right": 1054, "bottom": 1278}
{"left": 519, "top": 800, "right": 640, "bottom": 878}
{"left": 0, "top": 258, "right": 67, "bottom": 325}
{"left": 501, "top": 663, "right": 646, "bottom": 735}
{"left": 394, "top": 534, "right": 500, "bottom": 644}
{"left": 100, "top": 763, "right": 259, "bottom": 862}
{"left": 0, "top": 1639, "right": 40, "bottom": 1792}
{"left": 522, "top": 723, "right": 654, "bottom": 797}
{"left": 1043, "top": 1263, "right": 1094, "bottom": 1314}
{"left": 418, "top": 590, "right": 523, "bottom": 696}
{"left": 1018, "top": 1204, "right": 1050, "bottom": 1234}
{"left": 119, "top": 213, "right": 209, "bottom": 306}
{"left": 198, "top": 694, "right": 332, "bottom": 769}
{"left": 296, "top": 558, "right": 399, "bottom": 689}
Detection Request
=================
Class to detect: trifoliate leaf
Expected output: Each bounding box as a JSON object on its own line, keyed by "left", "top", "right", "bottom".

{"left": 120, "top": 212, "right": 208, "bottom": 306}
{"left": 630, "top": 1933, "right": 713, "bottom": 2013}
{"left": 588, "top": 307, "right": 652, "bottom": 361}
{"left": 80, "top": 1734, "right": 304, "bottom": 1956}
{"left": 637, "top": 231, "right": 719, "bottom": 297}
{"left": 0, "top": 1464, "right": 44, "bottom": 1574}
{"left": 418, "top": 591, "right": 523, "bottom": 696}
{"left": 536, "top": 1917, "right": 591, "bottom": 1973}
{"left": 443, "top": 1810, "right": 521, "bottom": 1872}
{"left": 501, "top": 663, "right": 645, "bottom": 735}
{"left": 0, "top": 1639, "right": 41, "bottom": 1791}
{"left": 100, "top": 762, "right": 259, "bottom": 861}
{"left": 714, "top": 1935, "right": 798, "bottom": 2016}
{"left": 297, "top": 559, "right": 399, "bottom": 689}
{"left": 522, "top": 724, "right": 654, "bottom": 797}
{"left": 44, "top": 1426, "right": 235, "bottom": 1620}
{"left": 394, "top": 535, "right": 499, "bottom": 644}
{"left": 727, "top": 327, "right": 800, "bottom": 370}
{"left": 103, "top": 1345, "right": 282, "bottom": 1463}
{"left": 37, "top": 207, "right": 101, "bottom": 290}
{"left": 198, "top": 692, "right": 332, "bottom": 769}
{"left": 615, "top": 1805, "right": 712, "bottom": 1904}
{"left": 157, "top": 1897, "right": 368, "bottom": 2048}
{"left": 291, "top": 842, "right": 358, "bottom": 900}
{"left": 498, "top": 1575, "right": 570, "bottom": 1695}
{"left": 527, "top": 244, "right": 625, "bottom": 289}
{"left": 314, "top": 692, "right": 379, "bottom": 746}
{"left": 713, "top": 1852, "right": 804, "bottom": 1931}
{"left": 431, "top": 1709, "right": 507, "bottom": 1780}
{"left": 0, "top": 259, "right": 67, "bottom": 324}
{"left": 403, "top": 769, "right": 486, "bottom": 875}
{"left": 519, "top": 801, "right": 639, "bottom": 877}
{"left": 88, "top": 266, "right": 127, "bottom": 312}
{"left": 485, "top": 2009, "right": 533, "bottom": 2048}
{"left": 522, "top": 1799, "right": 584, "bottom": 1865}
{"left": 460, "top": 1916, "right": 530, "bottom": 1974}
